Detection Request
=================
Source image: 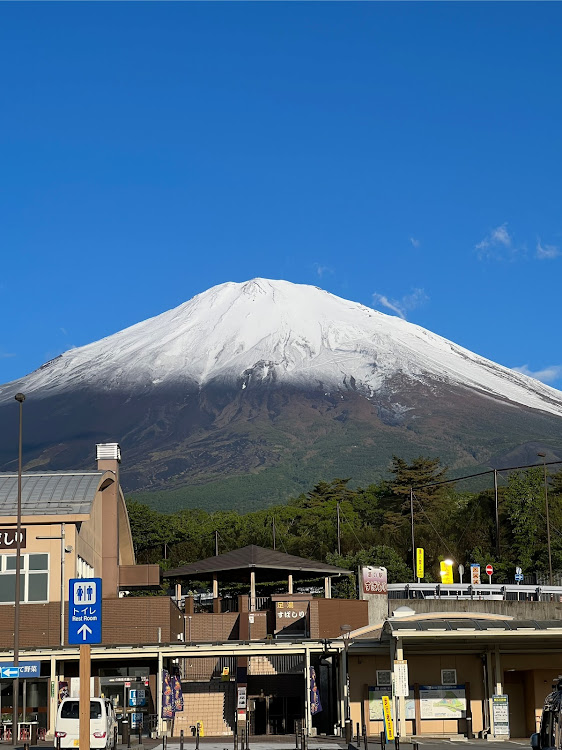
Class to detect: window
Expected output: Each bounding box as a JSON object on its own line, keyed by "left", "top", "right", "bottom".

{"left": 0, "top": 554, "right": 49, "bottom": 604}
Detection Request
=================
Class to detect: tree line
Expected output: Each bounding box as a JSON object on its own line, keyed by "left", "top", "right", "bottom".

{"left": 126, "top": 456, "right": 562, "bottom": 594}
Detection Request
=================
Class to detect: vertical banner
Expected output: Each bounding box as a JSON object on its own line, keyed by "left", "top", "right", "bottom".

{"left": 382, "top": 695, "right": 395, "bottom": 741}
{"left": 440, "top": 561, "right": 453, "bottom": 584}
{"left": 310, "top": 666, "right": 323, "bottom": 714}
{"left": 416, "top": 548, "right": 424, "bottom": 579}
{"left": 470, "top": 564, "right": 481, "bottom": 585}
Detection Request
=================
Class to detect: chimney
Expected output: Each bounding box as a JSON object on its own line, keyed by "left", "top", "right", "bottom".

{"left": 96, "top": 443, "right": 121, "bottom": 598}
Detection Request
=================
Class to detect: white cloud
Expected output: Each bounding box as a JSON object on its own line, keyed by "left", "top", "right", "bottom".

{"left": 372, "top": 287, "right": 429, "bottom": 320}
{"left": 475, "top": 222, "right": 515, "bottom": 259}
{"left": 536, "top": 239, "right": 560, "bottom": 260}
{"left": 314, "top": 263, "right": 334, "bottom": 278}
{"left": 0, "top": 352, "right": 15, "bottom": 359}
{"left": 409, "top": 237, "right": 420, "bottom": 249}
{"left": 513, "top": 364, "right": 562, "bottom": 385}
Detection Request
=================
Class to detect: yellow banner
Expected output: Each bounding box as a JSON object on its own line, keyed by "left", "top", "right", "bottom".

{"left": 440, "top": 560, "right": 453, "bottom": 584}
{"left": 416, "top": 548, "right": 424, "bottom": 579}
{"left": 382, "top": 695, "right": 394, "bottom": 741}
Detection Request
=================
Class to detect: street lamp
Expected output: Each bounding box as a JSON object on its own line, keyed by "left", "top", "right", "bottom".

{"left": 13, "top": 393, "right": 25, "bottom": 746}
{"left": 340, "top": 623, "right": 352, "bottom": 743}
{"left": 538, "top": 453, "right": 553, "bottom": 586}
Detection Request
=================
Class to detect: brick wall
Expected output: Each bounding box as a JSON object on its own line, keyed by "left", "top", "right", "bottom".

{"left": 0, "top": 597, "right": 183, "bottom": 648}
{"left": 309, "top": 598, "right": 368, "bottom": 638}
{"left": 173, "top": 682, "right": 235, "bottom": 736}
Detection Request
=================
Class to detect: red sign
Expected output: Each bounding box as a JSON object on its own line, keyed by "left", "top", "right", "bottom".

{"left": 486, "top": 564, "right": 493, "bottom": 576}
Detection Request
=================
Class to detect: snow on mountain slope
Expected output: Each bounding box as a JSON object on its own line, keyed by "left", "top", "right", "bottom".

{"left": 1, "top": 278, "right": 562, "bottom": 417}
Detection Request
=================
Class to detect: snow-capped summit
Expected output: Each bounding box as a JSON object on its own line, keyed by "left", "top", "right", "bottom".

{"left": 2, "top": 278, "right": 561, "bottom": 417}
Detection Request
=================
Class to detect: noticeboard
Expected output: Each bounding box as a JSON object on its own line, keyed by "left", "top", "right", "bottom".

{"left": 492, "top": 694, "right": 510, "bottom": 736}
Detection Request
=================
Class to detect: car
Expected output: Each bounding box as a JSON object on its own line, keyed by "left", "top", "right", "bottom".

{"left": 55, "top": 697, "right": 117, "bottom": 749}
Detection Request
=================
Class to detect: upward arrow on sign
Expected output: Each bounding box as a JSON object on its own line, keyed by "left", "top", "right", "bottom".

{"left": 77, "top": 624, "right": 93, "bottom": 641}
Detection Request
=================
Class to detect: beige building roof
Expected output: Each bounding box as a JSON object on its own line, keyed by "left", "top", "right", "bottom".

{"left": 0, "top": 471, "right": 104, "bottom": 516}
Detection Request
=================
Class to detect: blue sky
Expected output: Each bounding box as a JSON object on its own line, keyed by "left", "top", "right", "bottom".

{"left": 2, "top": 2, "right": 561, "bottom": 389}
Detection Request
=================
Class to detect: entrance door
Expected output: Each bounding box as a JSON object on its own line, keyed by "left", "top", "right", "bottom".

{"left": 503, "top": 671, "right": 527, "bottom": 738}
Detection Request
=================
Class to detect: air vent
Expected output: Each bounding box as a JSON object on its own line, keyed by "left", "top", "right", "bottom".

{"left": 96, "top": 443, "right": 121, "bottom": 462}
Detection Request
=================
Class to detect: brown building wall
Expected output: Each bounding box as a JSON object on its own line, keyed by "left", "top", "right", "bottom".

{"left": 187, "top": 613, "right": 239, "bottom": 642}
{"left": 0, "top": 597, "right": 182, "bottom": 648}
{"left": 309, "top": 599, "right": 368, "bottom": 638}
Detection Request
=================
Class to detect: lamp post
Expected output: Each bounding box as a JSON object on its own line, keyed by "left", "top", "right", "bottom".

{"left": 538, "top": 453, "right": 553, "bottom": 586}
{"left": 13, "top": 392, "right": 25, "bottom": 746}
{"left": 340, "top": 623, "right": 352, "bottom": 743}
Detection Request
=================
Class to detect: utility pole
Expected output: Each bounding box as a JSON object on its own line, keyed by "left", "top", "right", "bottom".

{"left": 337, "top": 501, "right": 341, "bottom": 556}
{"left": 13, "top": 393, "right": 25, "bottom": 747}
{"left": 494, "top": 469, "right": 500, "bottom": 557}
{"left": 215, "top": 530, "right": 219, "bottom": 556}
{"left": 410, "top": 487, "right": 415, "bottom": 581}
{"left": 272, "top": 516, "right": 276, "bottom": 550}
{"left": 538, "top": 453, "right": 553, "bottom": 585}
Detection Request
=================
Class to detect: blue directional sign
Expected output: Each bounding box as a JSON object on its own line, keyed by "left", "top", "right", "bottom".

{"left": 515, "top": 573, "right": 524, "bottom": 582}
{"left": 0, "top": 662, "right": 40, "bottom": 679}
{"left": 68, "top": 578, "right": 102, "bottom": 644}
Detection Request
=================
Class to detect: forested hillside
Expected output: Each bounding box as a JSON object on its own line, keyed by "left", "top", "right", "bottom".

{"left": 126, "top": 457, "right": 562, "bottom": 591}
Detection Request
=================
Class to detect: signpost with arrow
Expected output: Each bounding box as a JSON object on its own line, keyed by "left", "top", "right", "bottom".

{"left": 69, "top": 578, "right": 102, "bottom": 750}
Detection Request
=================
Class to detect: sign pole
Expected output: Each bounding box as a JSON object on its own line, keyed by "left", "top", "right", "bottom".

{"left": 80, "top": 644, "right": 91, "bottom": 750}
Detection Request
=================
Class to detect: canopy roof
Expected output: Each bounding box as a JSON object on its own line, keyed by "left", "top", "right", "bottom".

{"left": 164, "top": 544, "right": 350, "bottom": 582}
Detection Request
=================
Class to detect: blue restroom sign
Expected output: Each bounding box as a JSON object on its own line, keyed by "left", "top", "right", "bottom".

{"left": 68, "top": 578, "right": 102, "bottom": 644}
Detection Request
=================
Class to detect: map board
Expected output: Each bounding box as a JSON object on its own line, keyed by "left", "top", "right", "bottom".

{"left": 368, "top": 687, "right": 415, "bottom": 721}
{"left": 420, "top": 686, "right": 466, "bottom": 719}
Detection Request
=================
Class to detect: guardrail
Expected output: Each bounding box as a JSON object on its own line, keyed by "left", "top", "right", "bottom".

{"left": 387, "top": 582, "right": 562, "bottom": 602}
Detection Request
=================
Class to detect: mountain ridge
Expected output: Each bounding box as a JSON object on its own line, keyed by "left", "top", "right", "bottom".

{"left": 0, "top": 278, "right": 560, "bottom": 511}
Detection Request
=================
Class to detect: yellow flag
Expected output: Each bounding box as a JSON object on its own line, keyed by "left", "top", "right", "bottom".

{"left": 382, "top": 695, "right": 394, "bottom": 741}
{"left": 416, "top": 548, "right": 424, "bottom": 579}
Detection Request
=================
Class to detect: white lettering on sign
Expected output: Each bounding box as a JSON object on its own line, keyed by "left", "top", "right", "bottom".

{"left": 362, "top": 567, "right": 388, "bottom": 595}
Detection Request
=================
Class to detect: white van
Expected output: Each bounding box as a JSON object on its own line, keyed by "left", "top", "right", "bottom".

{"left": 55, "top": 697, "right": 117, "bottom": 749}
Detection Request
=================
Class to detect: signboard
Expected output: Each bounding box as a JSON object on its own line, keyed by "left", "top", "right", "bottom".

{"left": 129, "top": 689, "right": 146, "bottom": 707}
{"left": 0, "top": 529, "right": 26, "bottom": 549}
{"left": 515, "top": 573, "right": 524, "bottom": 582}
{"left": 394, "top": 660, "right": 409, "bottom": 697}
{"left": 420, "top": 685, "right": 466, "bottom": 719}
{"left": 68, "top": 578, "right": 102, "bottom": 644}
{"left": 492, "top": 694, "right": 510, "bottom": 736}
{"left": 416, "top": 548, "right": 424, "bottom": 579}
{"left": 368, "top": 687, "right": 415, "bottom": 721}
{"left": 0, "top": 661, "right": 40, "bottom": 678}
{"left": 486, "top": 564, "right": 493, "bottom": 576}
{"left": 470, "top": 564, "right": 481, "bottom": 585}
{"left": 237, "top": 687, "right": 247, "bottom": 709}
{"left": 381, "top": 695, "right": 394, "bottom": 741}
{"left": 362, "top": 566, "right": 388, "bottom": 595}
{"left": 274, "top": 600, "right": 308, "bottom": 633}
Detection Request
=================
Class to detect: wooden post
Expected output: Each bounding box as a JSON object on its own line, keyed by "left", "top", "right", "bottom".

{"left": 79, "top": 644, "right": 91, "bottom": 750}
{"left": 288, "top": 574, "right": 294, "bottom": 594}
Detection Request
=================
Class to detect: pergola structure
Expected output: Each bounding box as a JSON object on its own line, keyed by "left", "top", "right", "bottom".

{"left": 164, "top": 544, "right": 350, "bottom": 600}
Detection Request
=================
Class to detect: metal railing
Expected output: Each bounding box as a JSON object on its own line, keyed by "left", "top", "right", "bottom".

{"left": 388, "top": 582, "right": 562, "bottom": 602}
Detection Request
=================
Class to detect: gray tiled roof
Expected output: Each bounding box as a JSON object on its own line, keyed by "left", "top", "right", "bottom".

{"left": 0, "top": 472, "right": 105, "bottom": 516}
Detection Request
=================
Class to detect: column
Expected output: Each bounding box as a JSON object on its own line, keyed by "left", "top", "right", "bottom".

{"left": 250, "top": 571, "right": 256, "bottom": 611}
{"left": 157, "top": 648, "right": 164, "bottom": 736}
{"left": 48, "top": 655, "right": 57, "bottom": 740}
{"left": 288, "top": 574, "right": 294, "bottom": 594}
{"left": 304, "top": 647, "right": 311, "bottom": 736}
{"left": 324, "top": 577, "right": 332, "bottom": 599}
{"left": 213, "top": 573, "right": 219, "bottom": 599}
{"left": 494, "top": 646, "right": 503, "bottom": 696}
{"left": 395, "top": 637, "right": 407, "bottom": 738}
{"left": 486, "top": 650, "right": 495, "bottom": 736}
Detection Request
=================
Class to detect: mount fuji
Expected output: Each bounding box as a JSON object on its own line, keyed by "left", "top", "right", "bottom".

{"left": 0, "top": 279, "right": 561, "bottom": 510}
